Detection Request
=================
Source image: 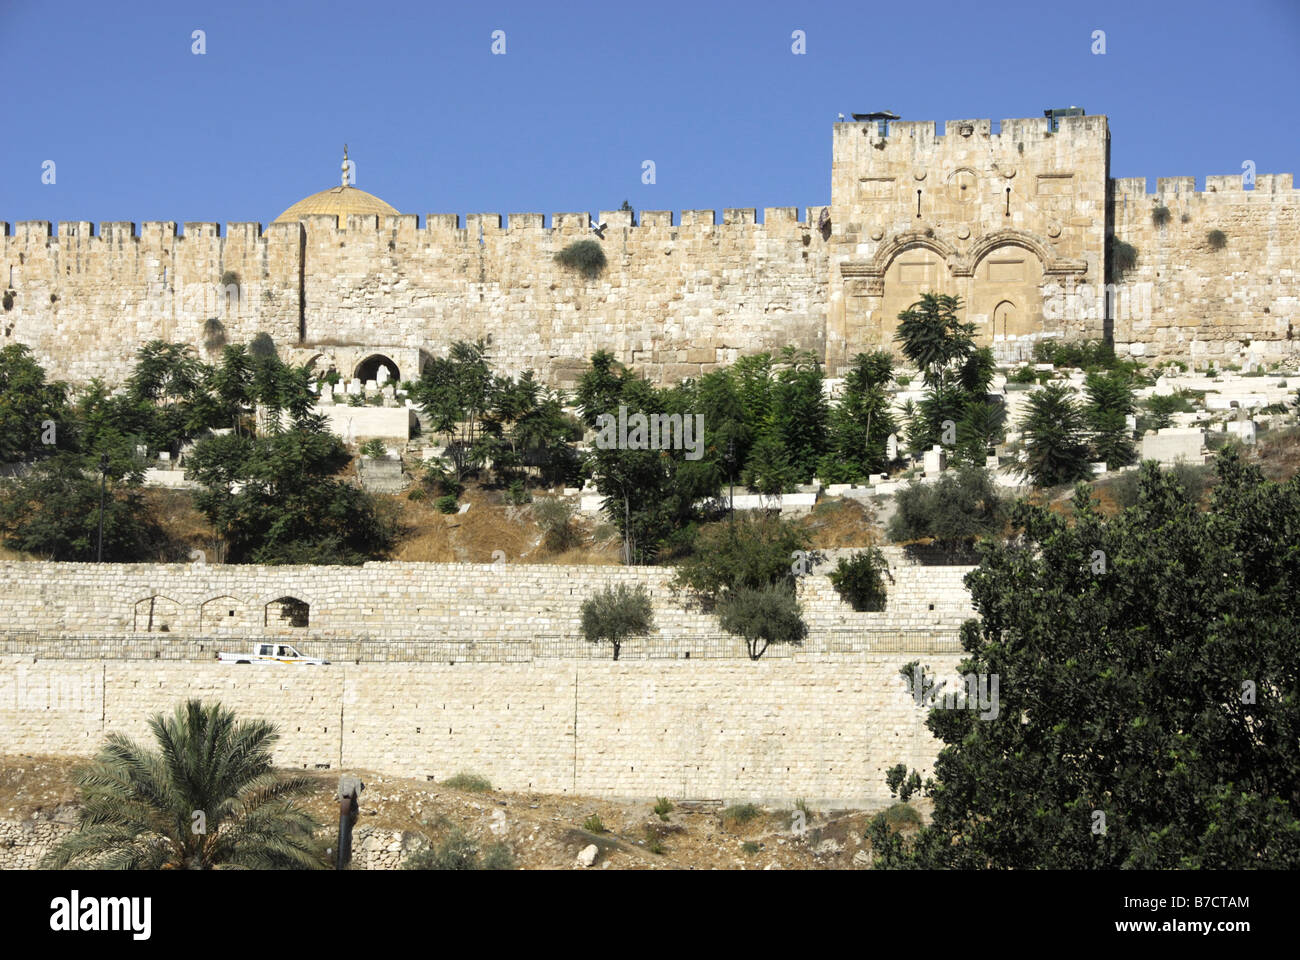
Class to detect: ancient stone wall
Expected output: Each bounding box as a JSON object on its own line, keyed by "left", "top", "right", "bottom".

{"left": 1109, "top": 174, "right": 1300, "bottom": 361}
{"left": 0, "top": 549, "right": 975, "bottom": 642}
{"left": 0, "top": 654, "right": 963, "bottom": 811}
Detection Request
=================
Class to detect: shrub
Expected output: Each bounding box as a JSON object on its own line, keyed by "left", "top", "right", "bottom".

{"left": 435, "top": 494, "right": 459, "bottom": 514}
{"left": 442, "top": 772, "right": 492, "bottom": 792}
{"left": 1143, "top": 391, "right": 1196, "bottom": 430}
{"left": 582, "top": 814, "right": 607, "bottom": 833}
{"left": 1008, "top": 366, "right": 1037, "bottom": 385}
{"left": 723, "top": 803, "right": 762, "bottom": 826}
{"left": 883, "top": 802, "right": 922, "bottom": 831}
{"left": 580, "top": 583, "right": 654, "bottom": 660}
{"left": 1, "top": 291, "right": 13, "bottom": 311}
{"left": 1109, "top": 239, "right": 1138, "bottom": 277}
{"left": 219, "top": 269, "right": 240, "bottom": 288}
{"left": 359, "top": 438, "right": 387, "bottom": 459}
{"left": 886, "top": 466, "right": 1007, "bottom": 552}
{"left": 885, "top": 762, "right": 924, "bottom": 802}
{"left": 741, "top": 841, "right": 761, "bottom": 855}
{"left": 248, "top": 332, "right": 276, "bottom": 359}
{"left": 554, "top": 239, "right": 607, "bottom": 279}
{"left": 404, "top": 827, "right": 514, "bottom": 870}
{"left": 653, "top": 797, "right": 674, "bottom": 821}
{"left": 716, "top": 582, "right": 808, "bottom": 659}
{"left": 1207, "top": 229, "right": 1228, "bottom": 251}
{"left": 505, "top": 479, "right": 532, "bottom": 505}
{"left": 827, "top": 549, "right": 889, "bottom": 612}
{"left": 202, "top": 317, "right": 227, "bottom": 350}
{"left": 1151, "top": 204, "right": 1171, "bottom": 227}
{"left": 533, "top": 496, "right": 581, "bottom": 553}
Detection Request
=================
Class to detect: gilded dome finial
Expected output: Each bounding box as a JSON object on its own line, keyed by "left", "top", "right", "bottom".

{"left": 341, "top": 144, "right": 350, "bottom": 187}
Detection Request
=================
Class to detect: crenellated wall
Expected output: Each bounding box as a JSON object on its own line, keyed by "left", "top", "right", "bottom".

{"left": 1108, "top": 174, "right": 1300, "bottom": 360}
{"left": 5, "top": 113, "right": 1296, "bottom": 386}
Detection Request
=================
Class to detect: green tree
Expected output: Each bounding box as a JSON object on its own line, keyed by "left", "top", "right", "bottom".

{"left": 1084, "top": 370, "right": 1137, "bottom": 468}
{"left": 580, "top": 583, "right": 655, "bottom": 660}
{"left": 893, "top": 294, "right": 974, "bottom": 388}
{"left": 0, "top": 451, "right": 157, "bottom": 560}
{"left": 42, "top": 700, "right": 323, "bottom": 869}
{"left": 671, "top": 513, "right": 809, "bottom": 602}
{"left": 1018, "top": 382, "right": 1092, "bottom": 487}
{"left": 409, "top": 340, "right": 495, "bottom": 481}
{"left": 821, "top": 351, "right": 896, "bottom": 481}
{"left": 716, "top": 583, "right": 808, "bottom": 659}
{"left": 0, "top": 344, "right": 69, "bottom": 461}
{"left": 870, "top": 448, "right": 1300, "bottom": 868}
{"left": 186, "top": 415, "right": 392, "bottom": 564}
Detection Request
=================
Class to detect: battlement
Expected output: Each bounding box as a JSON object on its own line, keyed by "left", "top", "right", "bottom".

{"left": 0, "top": 207, "right": 831, "bottom": 250}
{"left": 834, "top": 113, "right": 1108, "bottom": 145}
{"left": 1111, "top": 173, "right": 1297, "bottom": 198}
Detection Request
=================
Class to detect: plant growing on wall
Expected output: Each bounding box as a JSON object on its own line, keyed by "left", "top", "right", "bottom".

{"left": 1108, "top": 238, "right": 1138, "bottom": 278}
{"left": 1, "top": 291, "right": 13, "bottom": 311}
{"left": 1151, "top": 204, "right": 1171, "bottom": 227}
{"left": 580, "top": 582, "right": 655, "bottom": 660}
{"left": 203, "top": 317, "right": 227, "bottom": 351}
{"left": 554, "top": 239, "right": 607, "bottom": 279}
{"left": 1207, "top": 229, "right": 1228, "bottom": 251}
{"left": 828, "top": 548, "right": 891, "bottom": 612}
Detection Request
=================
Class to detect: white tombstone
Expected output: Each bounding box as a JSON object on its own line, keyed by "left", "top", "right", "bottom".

{"left": 376, "top": 365, "right": 391, "bottom": 386}
{"left": 923, "top": 444, "right": 946, "bottom": 477}
{"left": 1125, "top": 413, "right": 1137, "bottom": 432}
{"left": 986, "top": 455, "right": 1001, "bottom": 470}
{"left": 885, "top": 433, "right": 898, "bottom": 461}
{"left": 346, "top": 379, "right": 363, "bottom": 396}
{"left": 1226, "top": 420, "right": 1257, "bottom": 444}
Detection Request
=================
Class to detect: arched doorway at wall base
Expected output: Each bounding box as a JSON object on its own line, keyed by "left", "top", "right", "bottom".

{"left": 354, "top": 354, "right": 400, "bottom": 385}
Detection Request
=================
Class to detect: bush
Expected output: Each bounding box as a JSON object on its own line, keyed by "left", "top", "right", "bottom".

{"left": 505, "top": 479, "right": 531, "bottom": 505}
{"left": 1110, "top": 239, "right": 1138, "bottom": 277}
{"left": 202, "top": 317, "right": 227, "bottom": 350}
{"left": 1143, "top": 391, "right": 1197, "bottom": 430}
{"left": 1007, "top": 366, "right": 1037, "bottom": 385}
{"left": 404, "top": 827, "right": 514, "bottom": 870}
{"left": 359, "top": 438, "right": 387, "bottom": 459}
{"left": 883, "top": 802, "right": 922, "bottom": 831}
{"left": 1151, "top": 205, "right": 1171, "bottom": 227}
{"left": 580, "top": 583, "right": 654, "bottom": 660}
{"left": 435, "top": 494, "right": 459, "bottom": 514}
{"left": 723, "top": 803, "right": 762, "bottom": 826}
{"left": 1207, "top": 229, "right": 1228, "bottom": 251}
{"left": 653, "top": 797, "right": 674, "bottom": 821}
{"left": 442, "top": 772, "right": 492, "bottom": 792}
{"left": 248, "top": 332, "right": 276, "bottom": 359}
{"left": 1018, "top": 382, "right": 1092, "bottom": 487}
{"left": 1032, "top": 339, "right": 1118, "bottom": 371}
{"left": 533, "top": 496, "right": 581, "bottom": 553}
{"left": 554, "top": 240, "right": 607, "bottom": 279}
{"left": 582, "top": 814, "right": 607, "bottom": 833}
{"left": 716, "top": 582, "right": 808, "bottom": 659}
{"left": 827, "top": 549, "right": 889, "bottom": 611}
{"left": 886, "top": 466, "right": 1006, "bottom": 551}
{"left": 741, "top": 841, "right": 761, "bottom": 854}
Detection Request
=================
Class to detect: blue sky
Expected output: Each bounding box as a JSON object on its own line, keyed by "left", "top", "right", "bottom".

{"left": 1, "top": 0, "right": 1297, "bottom": 227}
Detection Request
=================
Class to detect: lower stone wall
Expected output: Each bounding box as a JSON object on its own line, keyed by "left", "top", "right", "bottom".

{"left": 0, "top": 654, "right": 962, "bottom": 811}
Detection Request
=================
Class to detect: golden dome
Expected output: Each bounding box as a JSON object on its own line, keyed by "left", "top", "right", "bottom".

{"left": 272, "top": 184, "right": 400, "bottom": 224}
{"left": 273, "top": 147, "right": 399, "bottom": 225}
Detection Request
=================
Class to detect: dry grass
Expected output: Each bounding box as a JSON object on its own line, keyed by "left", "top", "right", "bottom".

{"left": 798, "top": 497, "right": 879, "bottom": 548}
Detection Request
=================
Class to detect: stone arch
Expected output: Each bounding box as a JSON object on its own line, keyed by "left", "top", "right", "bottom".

{"left": 263, "top": 595, "right": 312, "bottom": 629}
{"left": 967, "top": 241, "right": 1047, "bottom": 354}
{"left": 868, "top": 232, "right": 960, "bottom": 278}
{"left": 133, "top": 595, "right": 182, "bottom": 633}
{"left": 877, "top": 242, "right": 959, "bottom": 349}
{"left": 200, "top": 595, "right": 247, "bottom": 632}
{"left": 965, "top": 230, "right": 1055, "bottom": 274}
{"left": 354, "top": 353, "right": 400, "bottom": 385}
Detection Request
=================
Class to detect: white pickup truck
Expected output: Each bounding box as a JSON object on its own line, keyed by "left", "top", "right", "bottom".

{"left": 217, "top": 642, "right": 329, "bottom": 665}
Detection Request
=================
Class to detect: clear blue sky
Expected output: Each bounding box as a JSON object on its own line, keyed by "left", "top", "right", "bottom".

{"left": 1, "top": 0, "right": 1297, "bottom": 227}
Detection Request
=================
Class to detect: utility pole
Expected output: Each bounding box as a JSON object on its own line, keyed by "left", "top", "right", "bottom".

{"left": 96, "top": 453, "right": 109, "bottom": 562}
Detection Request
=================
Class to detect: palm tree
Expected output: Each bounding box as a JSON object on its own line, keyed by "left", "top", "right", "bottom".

{"left": 893, "top": 293, "right": 975, "bottom": 387}
{"left": 42, "top": 700, "right": 324, "bottom": 870}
